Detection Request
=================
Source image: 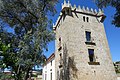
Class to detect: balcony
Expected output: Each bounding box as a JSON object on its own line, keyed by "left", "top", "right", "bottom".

{"left": 88, "top": 62, "right": 100, "bottom": 65}
{"left": 85, "top": 37, "right": 96, "bottom": 45}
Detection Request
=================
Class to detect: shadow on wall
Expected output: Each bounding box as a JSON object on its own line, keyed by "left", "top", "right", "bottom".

{"left": 57, "top": 44, "right": 78, "bottom": 80}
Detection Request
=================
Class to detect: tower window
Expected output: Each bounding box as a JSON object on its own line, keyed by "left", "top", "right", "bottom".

{"left": 83, "top": 16, "right": 89, "bottom": 22}
{"left": 58, "top": 37, "right": 62, "bottom": 51}
{"left": 83, "top": 16, "right": 85, "bottom": 22}
{"left": 45, "top": 74, "right": 47, "bottom": 80}
{"left": 59, "top": 53, "right": 62, "bottom": 59}
{"left": 51, "top": 61, "right": 52, "bottom": 66}
{"left": 85, "top": 31, "right": 91, "bottom": 42}
{"left": 51, "top": 73, "right": 52, "bottom": 80}
{"left": 88, "top": 49, "right": 95, "bottom": 62}
{"left": 59, "top": 37, "right": 61, "bottom": 41}
{"left": 86, "top": 17, "right": 89, "bottom": 22}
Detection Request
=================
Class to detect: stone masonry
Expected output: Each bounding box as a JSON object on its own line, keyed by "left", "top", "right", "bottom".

{"left": 54, "top": 0, "right": 117, "bottom": 80}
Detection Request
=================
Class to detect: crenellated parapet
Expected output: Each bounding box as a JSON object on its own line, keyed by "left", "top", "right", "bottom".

{"left": 53, "top": 0, "right": 106, "bottom": 30}
{"left": 62, "top": 0, "right": 71, "bottom": 10}
{"left": 62, "top": 0, "right": 104, "bottom": 16}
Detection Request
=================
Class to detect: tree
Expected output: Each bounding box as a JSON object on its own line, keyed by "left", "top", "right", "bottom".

{"left": 0, "top": 30, "right": 24, "bottom": 80}
{"left": 0, "top": 39, "right": 13, "bottom": 80}
{"left": 114, "top": 61, "right": 120, "bottom": 73}
{"left": 0, "top": 0, "right": 58, "bottom": 80}
{"left": 94, "top": 0, "right": 120, "bottom": 27}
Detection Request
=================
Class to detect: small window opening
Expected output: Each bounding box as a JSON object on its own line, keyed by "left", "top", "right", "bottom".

{"left": 59, "top": 37, "right": 61, "bottom": 41}
{"left": 58, "top": 37, "right": 61, "bottom": 49}
{"left": 86, "top": 17, "right": 89, "bottom": 22}
{"left": 85, "top": 31, "right": 91, "bottom": 42}
{"left": 83, "top": 16, "right": 85, "bottom": 22}
{"left": 59, "top": 53, "right": 62, "bottom": 59}
{"left": 51, "top": 73, "right": 52, "bottom": 80}
{"left": 51, "top": 61, "right": 52, "bottom": 66}
{"left": 45, "top": 74, "right": 47, "bottom": 80}
{"left": 88, "top": 49, "right": 95, "bottom": 62}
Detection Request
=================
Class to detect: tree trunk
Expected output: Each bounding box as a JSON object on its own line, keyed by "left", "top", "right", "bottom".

{"left": 14, "top": 67, "right": 23, "bottom": 80}
{"left": 24, "top": 68, "right": 30, "bottom": 80}
{"left": 14, "top": 71, "right": 23, "bottom": 80}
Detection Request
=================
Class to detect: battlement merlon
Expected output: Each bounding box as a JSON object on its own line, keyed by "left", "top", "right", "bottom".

{"left": 62, "top": 0, "right": 71, "bottom": 10}
{"left": 53, "top": 0, "right": 106, "bottom": 31}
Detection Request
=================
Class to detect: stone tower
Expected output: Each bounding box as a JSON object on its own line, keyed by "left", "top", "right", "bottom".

{"left": 53, "top": 0, "right": 117, "bottom": 80}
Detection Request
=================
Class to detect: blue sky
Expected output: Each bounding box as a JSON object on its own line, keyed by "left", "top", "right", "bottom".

{"left": 45, "top": 0, "right": 120, "bottom": 62}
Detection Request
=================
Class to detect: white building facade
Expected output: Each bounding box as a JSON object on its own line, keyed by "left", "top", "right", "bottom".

{"left": 43, "top": 53, "right": 55, "bottom": 80}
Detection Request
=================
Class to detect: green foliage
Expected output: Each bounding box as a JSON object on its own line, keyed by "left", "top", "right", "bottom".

{"left": 0, "top": 0, "right": 58, "bottom": 80}
{"left": 0, "top": 72, "right": 14, "bottom": 80}
{"left": 94, "top": 0, "right": 120, "bottom": 27}
{"left": 114, "top": 62, "right": 120, "bottom": 73}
